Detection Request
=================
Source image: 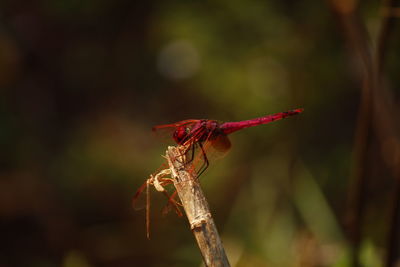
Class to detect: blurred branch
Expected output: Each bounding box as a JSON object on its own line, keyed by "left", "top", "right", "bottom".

{"left": 375, "top": 1, "right": 400, "bottom": 266}
{"left": 328, "top": 2, "right": 374, "bottom": 266}
{"left": 329, "top": 0, "right": 400, "bottom": 265}
{"left": 166, "top": 146, "right": 230, "bottom": 267}
{"left": 387, "top": 175, "right": 400, "bottom": 267}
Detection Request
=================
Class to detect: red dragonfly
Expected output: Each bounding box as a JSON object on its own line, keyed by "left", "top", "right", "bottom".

{"left": 134, "top": 108, "right": 303, "bottom": 237}
{"left": 152, "top": 108, "right": 304, "bottom": 175}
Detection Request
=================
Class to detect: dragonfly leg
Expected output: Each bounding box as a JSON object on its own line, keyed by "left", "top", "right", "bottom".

{"left": 177, "top": 126, "right": 205, "bottom": 165}
{"left": 196, "top": 142, "right": 209, "bottom": 177}
{"left": 161, "top": 190, "right": 183, "bottom": 217}
{"left": 168, "top": 190, "right": 182, "bottom": 206}
{"left": 170, "top": 191, "right": 183, "bottom": 216}
{"left": 182, "top": 142, "right": 196, "bottom": 165}
{"left": 172, "top": 142, "right": 194, "bottom": 167}
{"left": 194, "top": 129, "right": 214, "bottom": 177}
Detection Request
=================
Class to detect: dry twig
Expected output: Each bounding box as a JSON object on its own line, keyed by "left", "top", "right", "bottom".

{"left": 165, "top": 146, "right": 230, "bottom": 267}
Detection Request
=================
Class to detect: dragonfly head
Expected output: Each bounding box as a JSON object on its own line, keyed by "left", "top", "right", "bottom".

{"left": 173, "top": 126, "right": 190, "bottom": 144}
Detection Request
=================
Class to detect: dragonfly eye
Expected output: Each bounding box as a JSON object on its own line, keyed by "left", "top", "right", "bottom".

{"left": 173, "top": 126, "right": 188, "bottom": 143}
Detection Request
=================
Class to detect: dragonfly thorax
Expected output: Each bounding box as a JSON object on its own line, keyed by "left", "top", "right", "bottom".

{"left": 172, "top": 120, "right": 220, "bottom": 144}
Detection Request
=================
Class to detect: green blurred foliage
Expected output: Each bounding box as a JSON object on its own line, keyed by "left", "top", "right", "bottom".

{"left": 0, "top": 0, "right": 399, "bottom": 266}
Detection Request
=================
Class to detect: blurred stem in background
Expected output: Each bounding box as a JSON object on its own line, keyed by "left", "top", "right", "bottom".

{"left": 329, "top": 0, "right": 400, "bottom": 266}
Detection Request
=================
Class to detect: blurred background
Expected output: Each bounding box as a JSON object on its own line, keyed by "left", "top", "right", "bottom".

{"left": 1, "top": 0, "right": 400, "bottom": 266}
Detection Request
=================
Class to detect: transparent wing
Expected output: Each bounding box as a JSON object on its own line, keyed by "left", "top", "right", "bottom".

{"left": 132, "top": 180, "right": 148, "bottom": 211}
{"left": 187, "top": 133, "right": 232, "bottom": 176}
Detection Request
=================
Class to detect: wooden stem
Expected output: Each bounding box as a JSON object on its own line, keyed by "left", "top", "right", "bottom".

{"left": 166, "top": 146, "right": 230, "bottom": 267}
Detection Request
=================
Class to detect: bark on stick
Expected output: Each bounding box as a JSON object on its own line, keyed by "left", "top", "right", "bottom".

{"left": 166, "top": 146, "right": 230, "bottom": 267}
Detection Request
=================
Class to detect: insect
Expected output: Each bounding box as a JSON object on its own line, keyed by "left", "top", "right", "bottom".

{"left": 134, "top": 108, "right": 303, "bottom": 238}
{"left": 152, "top": 108, "right": 304, "bottom": 175}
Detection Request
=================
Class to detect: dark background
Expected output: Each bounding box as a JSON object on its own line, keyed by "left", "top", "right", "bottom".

{"left": 1, "top": 0, "right": 400, "bottom": 266}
